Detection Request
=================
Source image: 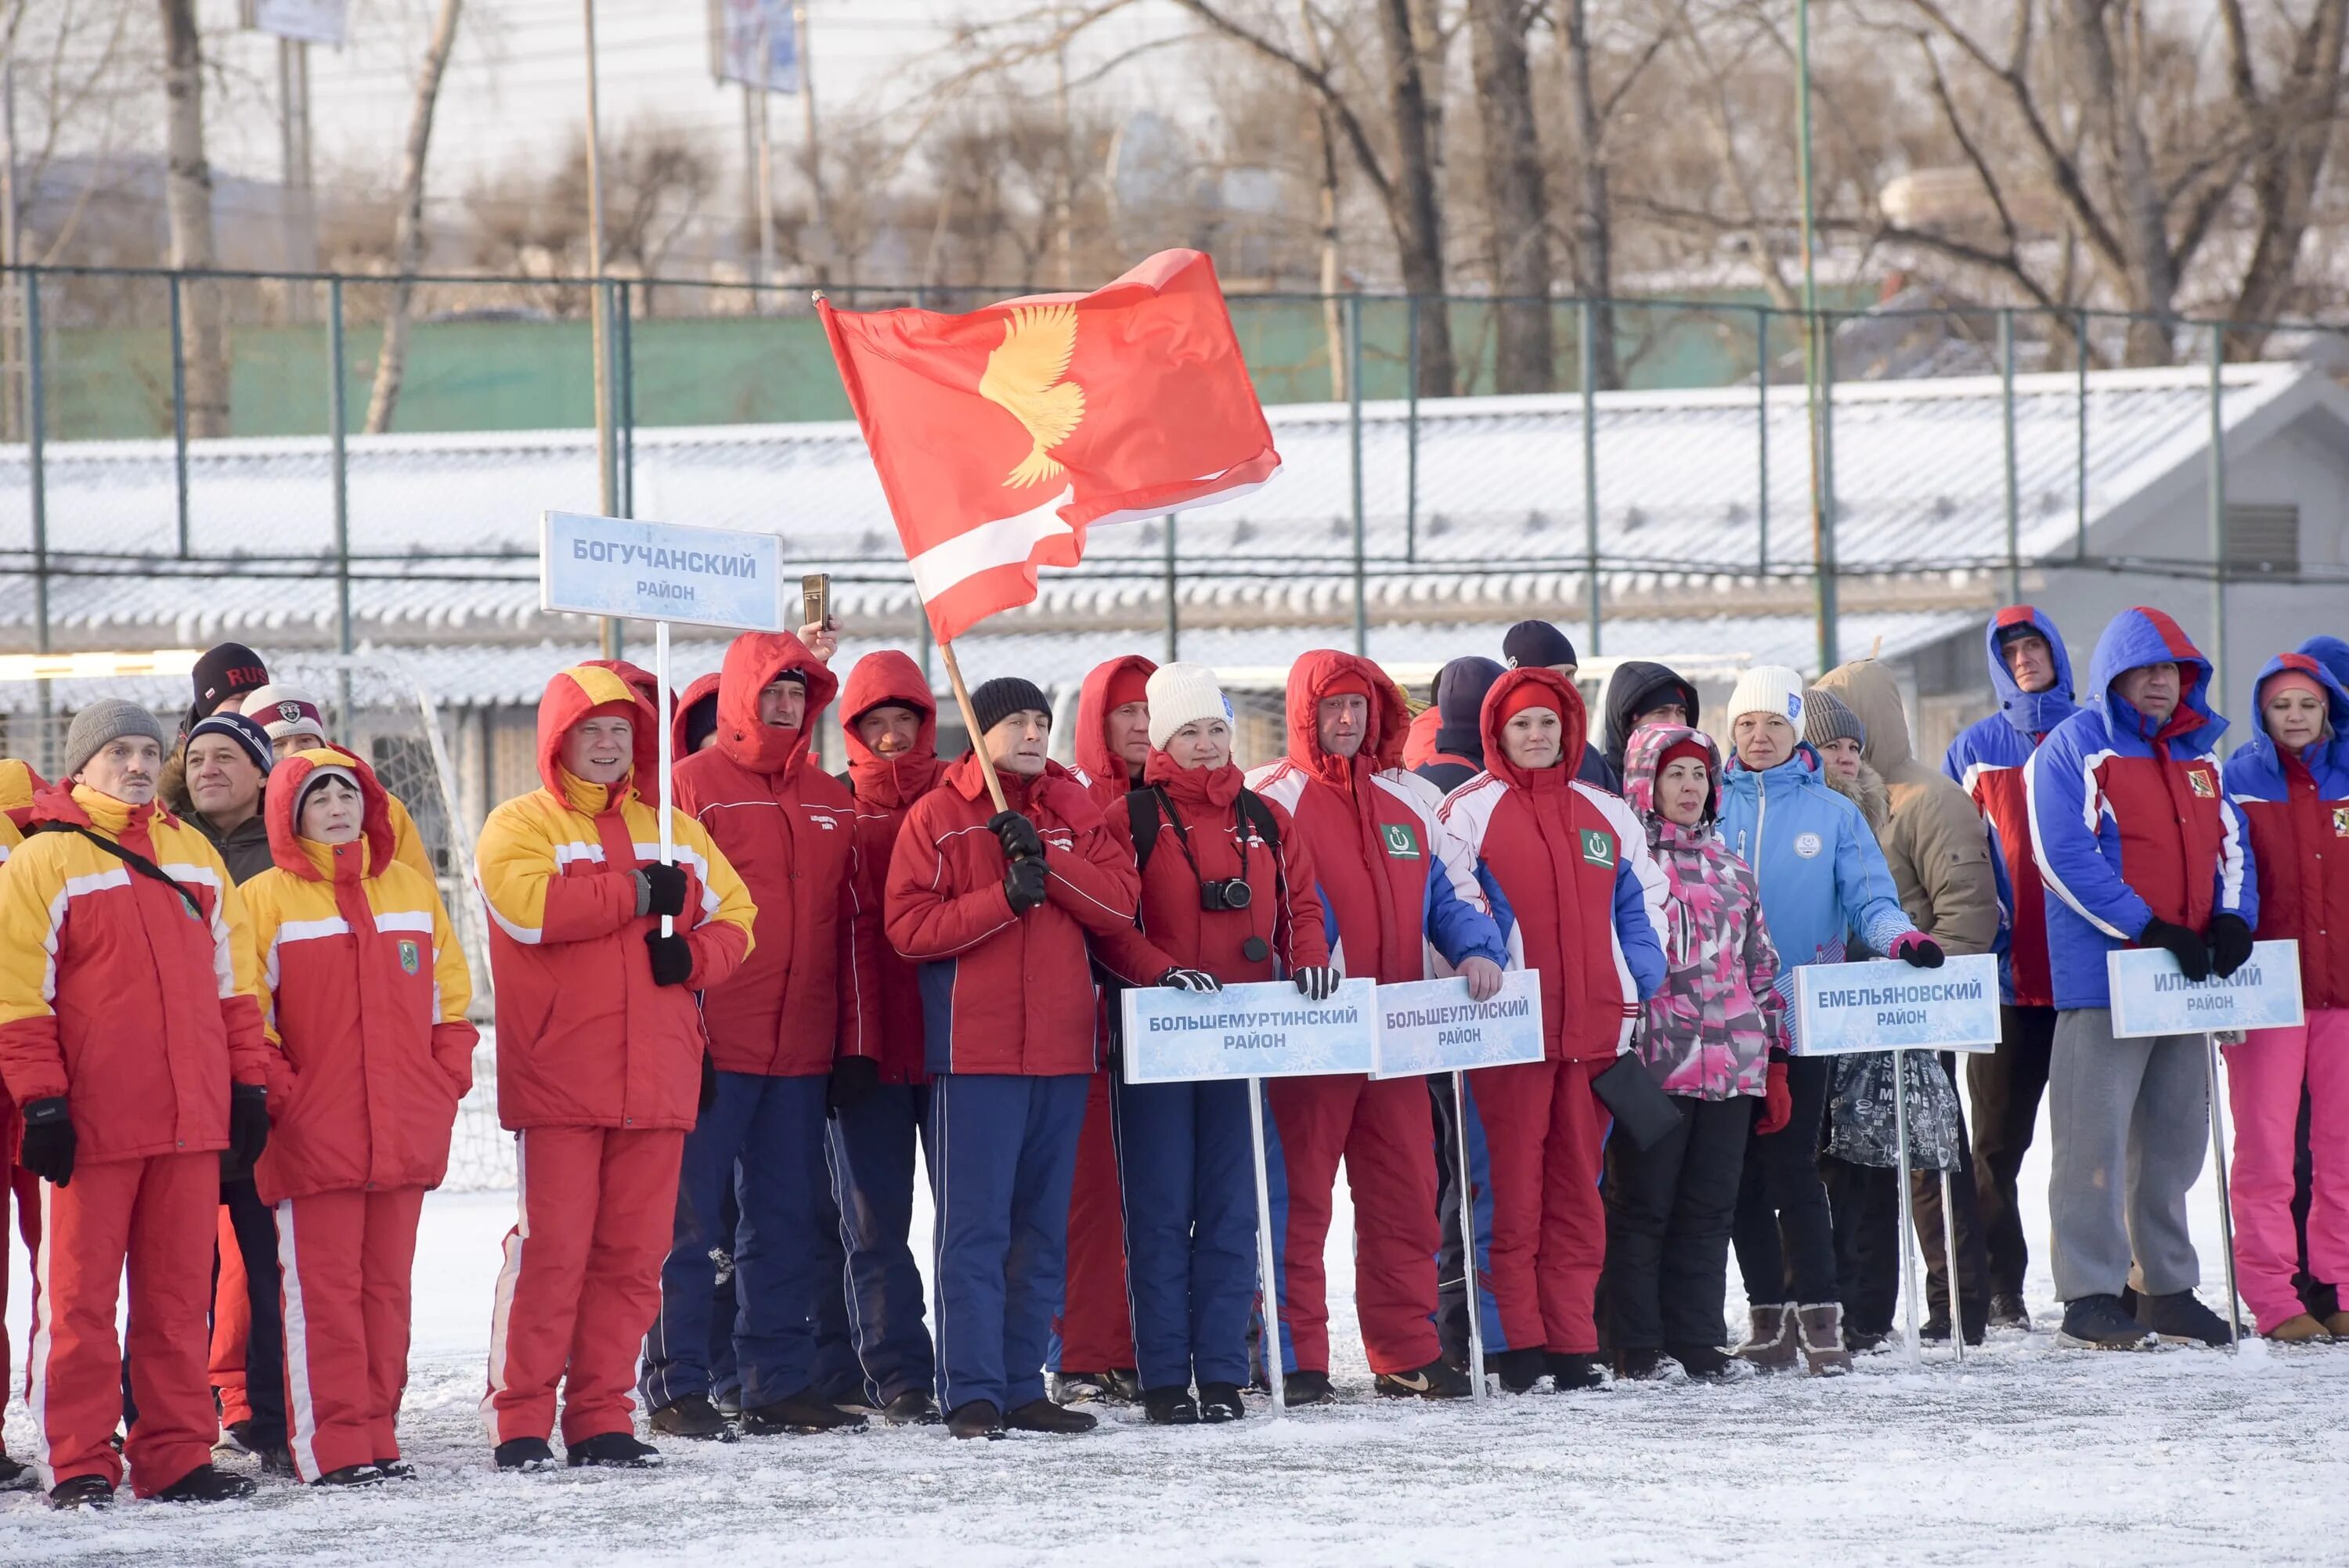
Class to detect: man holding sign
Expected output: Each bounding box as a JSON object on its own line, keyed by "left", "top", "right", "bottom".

{"left": 2026, "top": 608, "right": 2257, "bottom": 1350}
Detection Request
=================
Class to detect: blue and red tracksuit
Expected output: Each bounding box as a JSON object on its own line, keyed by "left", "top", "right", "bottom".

{"left": 2023, "top": 607, "right": 2257, "bottom": 1009}
{"left": 1945, "top": 605, "right": 2079, "bottom": 1007}
{"left": 884, "top": 752, "right": 1140, "bottom": 1416}
{"left": 1245, "top": 651, "right": 1508, "bottom": 1377}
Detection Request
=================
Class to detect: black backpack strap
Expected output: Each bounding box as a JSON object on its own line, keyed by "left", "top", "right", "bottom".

{"left": 1234, "top": 788, "right": 1281, "bottom": 853}
{"left": 1127, "top": 786, "right": 1164, "bottom": 880}
{"left": 27, "top": 820, "right": 204, "bottom": 921}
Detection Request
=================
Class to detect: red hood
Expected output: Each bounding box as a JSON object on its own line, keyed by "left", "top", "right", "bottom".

{"left": 1401, "top": 705, "right": 1442, "bottom": 771}
{"left": 842, "top": 650, "right": 942, "bottom": 807}
{"left": 265, "top": 744, "right": 398, "bottom": 880}
{"left": 535, "top": 664, "right": 662, "bottom": 806}
{"left": 1284, "top": 649, "right": 1409, "bottom": 788}
{"left": 670, "top": 671, "right": 722, "bottom": 762}
{"left": 712, "top": 631, "right": 838, "bottom": 780}
{"left": 1479, "top": 667, "right": 1588, "bottom": 791}
{"left": 1074, "top": 654, "right": 1157, "bottom": 795}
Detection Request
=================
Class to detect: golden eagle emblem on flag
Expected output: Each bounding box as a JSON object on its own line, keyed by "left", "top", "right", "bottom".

{"left": 979, "top": 304, "right": 1086, "bottom": 488}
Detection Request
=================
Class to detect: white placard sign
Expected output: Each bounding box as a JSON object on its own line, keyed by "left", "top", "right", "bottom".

{"left": 709, "top": 0, "right": 802, "bottom": 92}
{"left": 1370, "top": 971, "right": 1546, "bottom": 1078}
{"left": 246, "top": 0, "right": 348, "bottom": 45}
{"left": 1120, "top": 979, "right": 1377, "bottom": 1084}
{"left": 1791, "top": 953, "right": 2003, "bottom": 1056}
{"left": 2108, "top": 939, "right": 2305, "bottom": 1038}
{"left": 540, "top": 510, "right": 788, "bottom": 633}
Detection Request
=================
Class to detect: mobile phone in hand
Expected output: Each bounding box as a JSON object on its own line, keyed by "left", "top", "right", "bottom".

{"left": 801, "top": 573, "right": 831, "bottom": 632}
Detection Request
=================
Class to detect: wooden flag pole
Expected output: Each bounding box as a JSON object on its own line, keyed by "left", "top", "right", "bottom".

{"left": 939, "top": 636, "right": 1010, "bottom": 813}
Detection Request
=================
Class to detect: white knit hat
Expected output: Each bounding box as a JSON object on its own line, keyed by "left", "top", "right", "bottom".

{"left": 244, "top": 681, "right": 328, "bottom": 743}
{"left": 1146, "top": 661, "right": 1233, "bottom": 750}
{"left": 1727, "top": 665, "right": 1807, "bottom": 728}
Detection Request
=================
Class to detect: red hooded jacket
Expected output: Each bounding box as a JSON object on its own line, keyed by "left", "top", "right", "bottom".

{"left": 884, "top": 753, "right": 1140, "bottom": 1076}
{"left": 243, "top": 748, "right": 478, "bottom": 1203}
{"left": 673, "top": 633, "right": 877, "bottom": 1076}
{"left": 670, "top": 671, "right": 723, "bottom": 765}
{"left": 1070, "top": 654, "right": 1156, "bottom": 807}
{"left": 839, "top": 651, "right": 945, "bottom": 1082}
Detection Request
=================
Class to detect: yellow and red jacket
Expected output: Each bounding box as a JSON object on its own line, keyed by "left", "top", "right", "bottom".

{"left": 244, "top": 748, "right": 478, "bottom": 1204}
{"left": 0, "top": 757, "right": 42, "bottom": 864}
{"left": 475, "top": 665, "right": 756, "bottom": 1132}
{"left": 0, "top": 782, "right": 280, "bottom": 1163}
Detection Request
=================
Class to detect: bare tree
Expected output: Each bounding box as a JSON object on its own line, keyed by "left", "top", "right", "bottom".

{"left": 157, "top": 0, "right": 225, "bottom": 434}
{"left": 1468, "top": 0, "right": 1553, "bottom": 390}
{"left": 365, "top": 0, "right": 464, "bottom": 435}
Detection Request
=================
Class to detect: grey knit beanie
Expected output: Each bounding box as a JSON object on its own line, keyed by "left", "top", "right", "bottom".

{"left": 1803, "top": 687, "right": 1866, "bottom": 751}
{"left": 64, "top": 698, "right": 168, "bottom": 777}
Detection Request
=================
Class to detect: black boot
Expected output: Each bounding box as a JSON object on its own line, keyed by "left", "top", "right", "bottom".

{"left": 1142, "top": 1386, "right": 1200, "bottom": 1426}
{"left": 311, "top": 1465, "right": 384, "bottom": 1488}
{"left": 1988, "top": 1292, "right": 2033, "bottom": 1332}
{"left": 0, "top": 1452, "right": 29, "bottom": 1491}
{"left": 1005, "top": 1397, "right": 1098, "bottom": 1434}
{"left": 2138, "top": 1289, "right": 2232, "bottom": 1348}
{"left": 1668, "top": 1343, "right": 1743, "bottom": 1382}
{"left": 880, "top": 1390, "right": 941, "bottom": 1426}
{"left": 1545, "top": 1351, "right": 1609, "bottom": 1391}
{"left": 565, "top": 1431, "right": 662, "bottom": 1468}
{"left": 1615, "top": 1347, "right": 1666, "bottom": 1381}
{"left": 739, "top": 1392, "right": 868, "bottom": 1435}
{"left": 1489, "top": 1347, "right": 1547, "bottom": 1393}
{"left": 2057, "top": 1293, "right": 2155, "bottom": 1350}
{"left": 153, "top": 1464, "right": 258, "bottom": 1503}
{"left": 493, "top": 1436, "right": 556, "bottom": 1471}
{"left": 1282, "top": 1369, "right": 1337, "bottom": 1406}
{"left": 46, "top": 1474, "right": 114, "bottom": 1510}
{"left": 1196, "top": 1381, "right": 1246, "bottom": 1422}
{"left": 1374, "top": 1358, "right": 1470, "bottom": 1400}
{"left": 946, "top": 1400, "right": 1005, "bottom": 1440}
{"left": 372, "top": 1458, "right": 417, "bottom": 1481}
{"left": 648, "top": 1393, "right": 738, "bottom": 1441}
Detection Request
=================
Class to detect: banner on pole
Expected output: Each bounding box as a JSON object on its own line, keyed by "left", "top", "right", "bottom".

{"left": 1370, "top": 971, "right": 1546, "bottom": 1079}
{"left": 1120, "top": 979, "right": 1377, "bottom": 1085}
{"left": 2108, "top": 940, "right": 2304, "bottom": 1038}
{"left": 1791, "top": 954, "right": 2002, "bottom": 1056}
{"left": 539, "top": 510, "right": 788, "bottom": 632}
{"left": 244, "top": 0, "right": 348, "bottom": 45}
{"left": 708, "top": 0, "right": 802, "bottom": 93}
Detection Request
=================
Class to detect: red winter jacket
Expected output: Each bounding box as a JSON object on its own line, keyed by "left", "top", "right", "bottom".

{"left": 1244, "top": 651, "right": 1507, "bottom": 986}
{"left": 1437, "top": 669, "right": 1670, "bottom": 1061}
{"left": 674, "top": 633, "right": 878, "bottom": 1076}
{"left": 671, "top": 670, "right": 723, "bottom": 764}
{"left": 840, "top": 651, "right": 946, "bottom": 1083}
{"left": 1092, "top": 754, "right": 1329, "bottom": 986}
{"left": 884, "top": 754, "right": 1140, "bottom": 1076}
{"left": 244, "top": 748, "right": 478, "bottom": 1204}
{"left": 1070, "top": 654, "right": 1156, "bottom": 808}
{"left": 2223, "top": 654, "right": 2349, "bottom": 1011}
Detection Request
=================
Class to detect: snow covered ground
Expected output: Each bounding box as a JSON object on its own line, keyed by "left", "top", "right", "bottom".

{"left": 6, "top": 1103, "right": 2349, "bottom": 1566}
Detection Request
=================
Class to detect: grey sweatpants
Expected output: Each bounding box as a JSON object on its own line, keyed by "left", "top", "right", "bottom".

{"left": 2047, "top": 1009, "right": 2209, "bottom": 1302}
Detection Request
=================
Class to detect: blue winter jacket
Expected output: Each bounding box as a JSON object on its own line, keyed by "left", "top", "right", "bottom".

{"left": 1718, "top": 742, "right": 1918, "bottom": 1011}
{"left": 2299, "top": 635, "right": 2349, "bottom": 692}
{"left": 2022, "top": 607, "right": 2257, "bottom": 1010}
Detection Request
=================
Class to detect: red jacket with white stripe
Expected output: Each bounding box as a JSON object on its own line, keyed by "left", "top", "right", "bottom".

{"left": 673, "top": 633, "right": 878, "bottom": 1076}
{"left": 243, "top": 748, "right": 478, "bottom": 1203}
{"left": 0, "top": 782, "right": 279, "bottom": 1163}
{"left": 839, "top": 651, "right": 946, "bottom": 1083}
{"left": 474, "top": 665, "right": 756, "bottom": 1131}
{"left": 884, "top": 752, "right": 1140, "bottom": 1076}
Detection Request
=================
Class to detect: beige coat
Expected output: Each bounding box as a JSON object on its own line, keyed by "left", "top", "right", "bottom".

{"left": 1816, "top": 660, "right": 1999, "bottom": 957}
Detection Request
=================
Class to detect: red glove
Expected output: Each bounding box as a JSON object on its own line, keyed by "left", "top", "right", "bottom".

{"left": 1755, "top": 1060, "right": 1792, "bottom": 1136}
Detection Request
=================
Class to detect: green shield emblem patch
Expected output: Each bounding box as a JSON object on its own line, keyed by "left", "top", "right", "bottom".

{"left": 1580, "top": 828, "right": 1615, "bottom": 867}
{"left": 1380, "top": 822, "right": 1422, "bottom": 860}
{"left": 398, "top": 939, "right": 421, "bottom": 975}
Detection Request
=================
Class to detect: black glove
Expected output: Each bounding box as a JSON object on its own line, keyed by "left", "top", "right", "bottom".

{"left": 18, "top": 1097, "right": 74, "bottom": 1188}
{"left": 2140, "top": 916, "right": 2211, "bottom": 983}
{"left": 2206, "top": 913, "right": 2255, "bottom": 979}
{"left": 1160, "top": 966, "right": 1221, "bottom": 993}
{"left": 226, "top": 1083, "right": 269, "bottom": 1178}
{"left": 1004, "top": 855, "right": 1049, "bottom": 914}
{"left": 988, "top": 809, "right": 1044, "bottom": 862}
{"left": 699, "top": 1051, "right": 718, "bottom": 1112}
{"left": 1292, "top": 964, "right": 1341, "bottom": 1002}
{"left": 828, "top": 1054, "right": 882, "bottom": 1116}
{"left": 646, "top": 930, "right": 695, "bottom": 986}
{"left": 637, "top": 863, "right": 689, "bottom": 919}
{"left": 1892, "top": 932, "right": 1945, "bottom": 970}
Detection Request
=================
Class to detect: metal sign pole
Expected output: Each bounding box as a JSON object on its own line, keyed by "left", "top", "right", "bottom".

{"left": 656, "top": 618, "right": 676, "bottom": 917}
{"left": 1453, "top": 1070, "right": 1488, "bottom": 1403}
{"left": 2205, "top": 1033, "right": 2243, "bottom": 1352}
{"left": 1892, "top": 1047, "right": 1922, "bottom": 1367}
{"left": 1940, "top": 1166, "right": 1962, "bottom": 1364}
{"left": 1249, "top": 1078, "right": 1286, "bottom": 1419}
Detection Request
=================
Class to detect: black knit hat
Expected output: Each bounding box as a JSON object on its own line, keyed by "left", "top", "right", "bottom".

{"left": 969, "top": 676, "right": 1052, "bottom": 739}
{"left": 1502, "top": 620, "right": 1577, "bottom": 670}
{"left": 189, "top": 642, "right": 270, "bottom": 724}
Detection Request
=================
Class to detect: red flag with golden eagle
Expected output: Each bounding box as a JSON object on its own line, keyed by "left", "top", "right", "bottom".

{"left": 817, "top": 250, "right": 1281, "bottom": 643}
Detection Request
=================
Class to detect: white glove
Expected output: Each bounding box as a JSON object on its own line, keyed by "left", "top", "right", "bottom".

{"left": 1160, "top": 967, "right": 1221, "bottom": 993}
{"left": 1292, "top": 965, "right": 1341, "bottom": 1002}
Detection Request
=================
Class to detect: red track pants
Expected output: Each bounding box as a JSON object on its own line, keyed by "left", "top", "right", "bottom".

{"left": 28, "top": 1151, "right": 219, "bottom": 1496}
{"left": 2, "top": 1162, "right": 38, "bottom": 1415}
{"left": 1052, "top": 1068, "right": 1135, "bottom": 1371}
{"left": 210, "top": 1207, "right": 251, "bottom": 1427}
{"left": 1265, "top": 1072, "right": 1442, "bottom": 1376}
{"left": 277, "top": 1185, "right": 426, "bottom": 1480}
{"left": 1463, "top": 1057, "right": 1608, "bottom": 1354}
{"left": 482, "top": 1126, "right": 683, "bottom": 1447}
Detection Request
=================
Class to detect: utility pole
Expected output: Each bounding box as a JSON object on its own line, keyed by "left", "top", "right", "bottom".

{"left": 795, "top": 3, "right": 825, "bottom": 279}
{"left": 279, "top": 35, "right": 315, "bottom": 319}
{"left": 2, "top": 56, "right": 18, "bottom": 442}
{"left": 756, "top": 16, "right": 776, "bottom": 290}
{"left": 1052, "top": 14, "right": 1073, "bottom": 289}
{"left": 1797, "top": 0, "right": 1835, "bottom": 675}
{"left": 583, "top": 0, "right": 619, "bottom": 659}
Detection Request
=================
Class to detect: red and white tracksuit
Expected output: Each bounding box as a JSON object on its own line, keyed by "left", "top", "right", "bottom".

{"left": 473, "top": 665, "right": 756, "bottom": 1447}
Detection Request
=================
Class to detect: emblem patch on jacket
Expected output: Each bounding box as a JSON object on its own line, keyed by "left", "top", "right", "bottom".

{"left": 398, "top": 939, "right": 421, "bottom": 975}
{"left": 2334, "top": 805, "right": 2349, "bottom": 838}
{"left": 1380, "top": 822, "right": 1421, "bottom": 859}
{"left": 2188, "top": 768, "right": 2216, "bottom": 798}
{"left": 1793, "top": 831, "right": 1823, "bottom": 859}
{"left": 1579, "top": 828, "right": 1615, "bottom": 867}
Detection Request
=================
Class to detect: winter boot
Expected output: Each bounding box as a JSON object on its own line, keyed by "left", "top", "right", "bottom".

{"left": 1142, "top": 1386, "right": 1201, "bottom": 1426}
{"left": 1987, "top": 1292, "right": 2033, "bottom": 1332}
{"left": 1734, "top": 1304, "right": 1800, "bottom": 1372}
{"left": 1282, "top": 1370, "right": 1336, "bottom": 1406}
{"left": 1490, "top": 1346, "right": 1548, "bottom": 1393}
{"left": 713, "top": 1386, "right": 744, "bottom": 1419}
{"left": 1196, "top": 1382, "right": 1247, "bottom": 1422}
{"left": 311, "top": 1465, "right": 384, "bottom": 1488}
{"left": 0, "top": 1453, "right": 28, "bottom": 1491}
{"left": 1795, "top": 1304, "right": 1853, "bottom": 1375}
{"left": 1048, "top": 1369, "right": 1136, "bottom": 1405}
{"left": 2326, "top": 1310, "right": 2349, "bottom": 1339}
{"left": 1614, "top": 1347, "right": 1667, "bottom": 1381}
{"left": 2137, "top": 1289, "right": 2232, "bottom": 1348}
{"left": 2056, "top": 1293, "right": 2154, "bottom": 1350}
{"left": 946, "top": 1400, "right": 1005, "bottom": 1440}
{"left": 493, "top": 1436, "right": 556, "bottom": 1472}
{"left": 1545, "top": 1351, "right": 1609, "bottom": 1391}
{"left": 372, "top": 1458, "right": 417, "bottom": 1481}
{"left": 881, "top": 1390, "right": 941, "bottom": 1426}
{"left": 2264, "top": 1313, "right": 2332, "bottom": 1343}
{"left": 153, "top": 1464, "right": 258, "bottom": 1503}
{"left": 1102, "top": 1368, "right": 1143, "bottom": 1403}
{"left": 648, "top": 1393, "right": 738, "bottom": 1441}
{"left": 565, "top": 1432, "right": 662, "bottom": 1469}
{"left": 1844, "top": 1326, "right": 1894, "bottom": 1355}
{"left": 46, "top": 1475, "right": 113, "bottom": 1510}
{"left": 1669, "top": 1343, "right": 1747, "bottom": 1382}
{"left": 740, "top": 1392, "right": 869, "bottom": 1435}
{"left": 1375, "top": 1358, "right": 1471, "bottom": 1399}
{"left": 1005, "top": 1397, "right": 1098, "bottom": 1434}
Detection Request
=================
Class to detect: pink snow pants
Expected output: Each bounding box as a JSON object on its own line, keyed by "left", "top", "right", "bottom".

{"left": 2224, "top": 1008, "right": 2349, "bottom": 1333}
